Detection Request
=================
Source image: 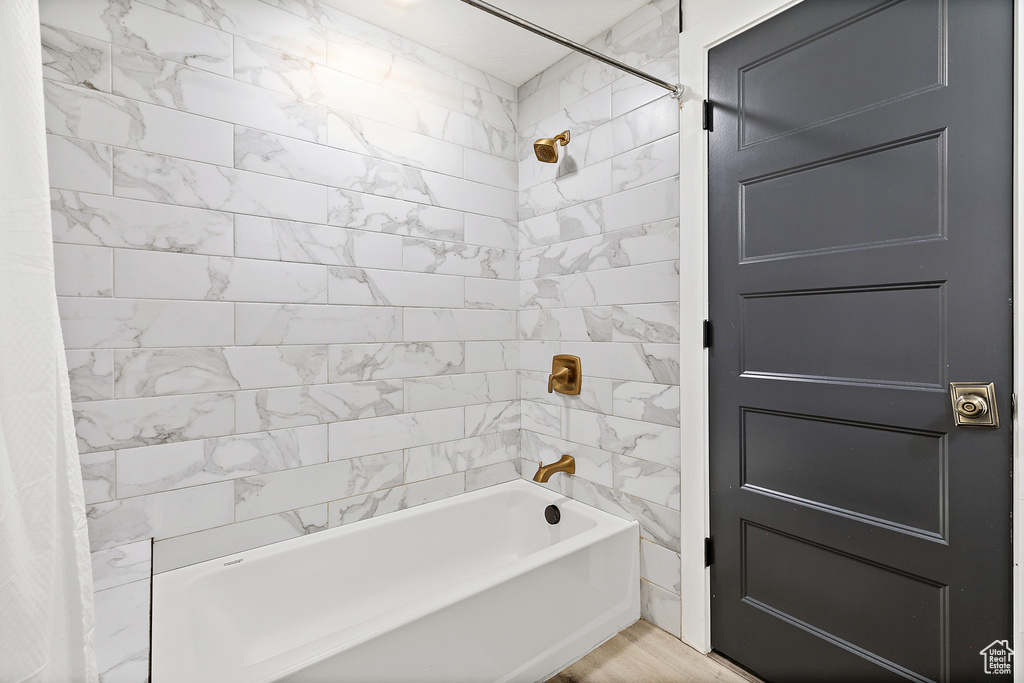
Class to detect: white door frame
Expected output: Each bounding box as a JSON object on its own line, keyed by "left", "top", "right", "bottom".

{"left": 676, "top": 3, "right": 1024, "bottom": 680}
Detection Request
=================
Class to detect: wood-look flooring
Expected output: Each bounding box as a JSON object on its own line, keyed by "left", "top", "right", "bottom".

{"left": 546, "top": 620, "right": 763, "bottom": 683}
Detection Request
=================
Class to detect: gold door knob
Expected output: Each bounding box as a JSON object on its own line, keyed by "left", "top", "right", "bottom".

{"left": 954, "top": 394, "right": 988, "bottom": 419}
{"left": 949, "top": 382, "right": 999, "bottom": 428}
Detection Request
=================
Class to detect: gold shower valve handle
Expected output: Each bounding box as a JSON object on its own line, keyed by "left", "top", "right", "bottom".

{"left": 548, "top": 355, "right": 582, "bottom": 395}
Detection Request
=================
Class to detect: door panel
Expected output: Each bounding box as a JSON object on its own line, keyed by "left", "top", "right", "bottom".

{"left": 708, "top": 1, "right": 1012, "bottom": 681}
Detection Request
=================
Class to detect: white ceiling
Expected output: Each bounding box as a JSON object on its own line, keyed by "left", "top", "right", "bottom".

{"left": 321, "top": 0, "right": 652, "bottom": 86}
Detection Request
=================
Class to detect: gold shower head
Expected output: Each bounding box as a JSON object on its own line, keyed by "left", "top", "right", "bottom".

{"left": 534, "top": 130, "right": 570, "bottom": 163}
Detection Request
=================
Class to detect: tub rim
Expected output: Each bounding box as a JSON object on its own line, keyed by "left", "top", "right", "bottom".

{"left": 152, "top": 479, "right": 639, "bottom": 683}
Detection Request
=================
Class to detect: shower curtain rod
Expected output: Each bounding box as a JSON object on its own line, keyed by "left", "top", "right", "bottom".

{"left": 458, "top": 0, "right": 684, "bottom": 100}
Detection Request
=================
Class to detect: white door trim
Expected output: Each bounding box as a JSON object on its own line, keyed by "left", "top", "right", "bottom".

{"left": 676, "top": 3, "right": 1023, "bottom": 679}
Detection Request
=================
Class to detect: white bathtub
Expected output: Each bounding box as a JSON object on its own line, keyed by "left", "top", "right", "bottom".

{"left": 151, "top": 479, "right": 640, "bottom": 682}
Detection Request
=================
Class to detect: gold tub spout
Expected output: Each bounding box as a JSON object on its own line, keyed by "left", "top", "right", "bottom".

{"left": 533, "top": 454, "right": 575, "bottom": 483}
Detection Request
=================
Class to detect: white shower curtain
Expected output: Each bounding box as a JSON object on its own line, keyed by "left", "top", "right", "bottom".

{"left": 0, "top": 0, "right": 99, "bottom": 680}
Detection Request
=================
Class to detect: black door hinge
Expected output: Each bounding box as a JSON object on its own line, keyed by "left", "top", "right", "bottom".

{"left": 702, "top": 100, "right": 713, "bottom": 131}
{"left": 703, "top": 320, "right": 713, "bottom": 348}
{"left": 704, "top": 537, "right": 715, "bottom": 567}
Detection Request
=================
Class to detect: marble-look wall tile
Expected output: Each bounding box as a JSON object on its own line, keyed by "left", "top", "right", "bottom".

{"left": 519, "top": 308, "right": 608, "bottom": 343}
{"left": 404, "top": 238, "right": 514, "bottom": 280}
{"left": 327, "top": 407, "right": 464, "bottom": 460}
{"left": 600, "top": 177, "right": 679, "bottom": 233}
{"left": 51, "top": 190, "right": 234, "bottom": 256}
{"left": 521, "top": 401, "right": 561, "bottom": 439}
{"left": 112, "top": 47, "right": 324, "bottom": 144}
{"left": 416, "top": 171, "right": 517, "bottom": 221}
{"left": 464, "top": 214, "right": 517, "bottom": 250}
{"left": 235, "top": 381, "right": 402, "bottom": 432}
{"left": 611, "top": 94, "right": 679, "bottom": 156}
{"left": 41, "top": 25, "right": 111, "bottom": 92}
{"left": 573, "top": 342, "right": 679, "bottom": 385}
{"left": 328, "top": 188, "right": 464, "bottom": 242}
{"left": 41, "top": 0, "right": 233, "bottom": 75}
{"left": 401, "top": 97, "right": 517, "bottom": 161}
{"left": 114, "top": 250, "right": 328, "bottom": 303}
{"left": 465, "top": 459, "right": 521, "bottom": 492}
{"left": 116, "top": 425, "right": 327, "bottom": 497}
{"left": 641, "top": 579, "right": 682, "bottom": 639}
{"left": 611, "top": 135, "right": 679, "bottom": 193}
{"left": 91, "top": 540, "right": 152, "bottom": 592}
{"left": 86, "top": 481, "right": 234, "bottom": 551}
{"left": 53, "top": 243, "right": 112, "bottom": 297}
{"left": 604, "top": 303, "right": 680, "bottom": 343}
{"left": 564, "top": 408, "right": 680, "bottom": 468}
{"left": 232, "top": 37, "right": 404, "bottom": 128}
{"left": 462, "top": 83, "right": 516, "bottom": 132}
{"left": 58, "top": 298, "right": 233, "bottom": 349}
{"left": 235, "top": 126, "right": 429, "bottom": 201}
{"left": 235, "top": 215, "right": 404, "bottom": 270}
{"left": 74, "top": 392, "right": 234, "bottom": 453}
{"left": 613, "top": 381, "right": 680, "bottom": 427}
{"left": 327, "top": 110, "right": 465, "bottom": 178}
{"left": 113, "top": 149, "right": 328, "bottom": 225}
{"left": 326, "top": 32, "right": 464, "bottom": 112}
{"left": 465, "top": 341, "right": 519, "bottom": 373}
{"left": 614, "top": 453, "right": 680, "bottom": 509}
{"left": 141, "top": 0, "right": 327, "bottom": 63}
{"left": 466, "top": 400, "right": 520, "bottom": 437}
{"left": 93, "top": 578, "right": 150, "bottom": 682}
{"left": 519, "top": 160, "right": 613, "bottom": 221}
{"left": 516, "top": 82, "right": 561, "bottom": 141}
{"left": 67, "top": 349, "right": 113, "bottom": 401}
{"left": 45, "top": 80, "right": 233, "bottom": 166}
{"left": 464, "top": 148, "right": 517, "bottom": 192}
{"left": 519, "top": 212, "right": 570, "bottom": 250}
{"left": 521, "top": 260, "right": 679, "bottom": 310}
{"left": 328, "top": 473, "right": 465, "bottom": 528}
{"left": 235, "top": 303, "right": 401, "bottom": 346}
{"left": 224, "top": 346, "right": 330, "bottom": 389}
{"left": 47, "top": 134, "right": 111, "bottom": 194}
{"left": 404, "top": 431, "right": 518, "bottom": 483}
{"left": 610, "top": 48, "right": 675, "bottom": 117}
{"left": 404, "top": 309, "right": 516, "bottom": 342}
{"left": 641, "top": 538, "right": 681, "bottom": 595}
{"left": 521, "top": 178, "right": 679, "bottom": 250}
{"left": 153, "top": 504, "right": 328, "bottom": 573}
{"left": 405, "top": 371, "right": 517, "bottom": 412}
{"left": 235, "top": 451, "right": 403, "bottom": 521}
{"left": 329, "top": 342, "right": 464, "bottom": 382}
{"left": 113, "top": 346, "right": 326, "bottom": 398}
{"left": 524, "top": 81, "right": 613, "bottom": 142}
{"left": 80, "top": 450, "right": 115, "bottom": 504}
{"left": 400, "top": 36, "right": 514, "bottom": 99}
{"left": 327, "top": 267, "right": 463, "bottom": 308}
{"left": 519, "top": 220, "right": 679, "bottom": 280}
{"left": 235, "top": 126, "right": 515, "bottom": 220}
{"left": 464, "top": 277, "right": 521, "bottom": 313}
{"left": 519, "top": 341, "right": 561, "bottom": 372}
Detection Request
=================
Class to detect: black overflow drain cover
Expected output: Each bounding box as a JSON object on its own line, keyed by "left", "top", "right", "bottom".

{"left": 545, "top": 504, "right": 560, "bottom": 525}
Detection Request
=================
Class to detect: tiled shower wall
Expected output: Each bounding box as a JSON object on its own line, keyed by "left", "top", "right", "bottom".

{"left": 516, "top": 0, "right": 683, "bottom": 637}
{"left": 42, "top": 0, "right": 520, "bottom": 676}
{"left": 41, "top": 0, "right": 681, "bottom": 677}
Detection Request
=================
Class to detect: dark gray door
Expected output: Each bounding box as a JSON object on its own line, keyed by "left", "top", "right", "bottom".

{"left": 708, "top": 1, "right": 1012, "bottom": 681}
